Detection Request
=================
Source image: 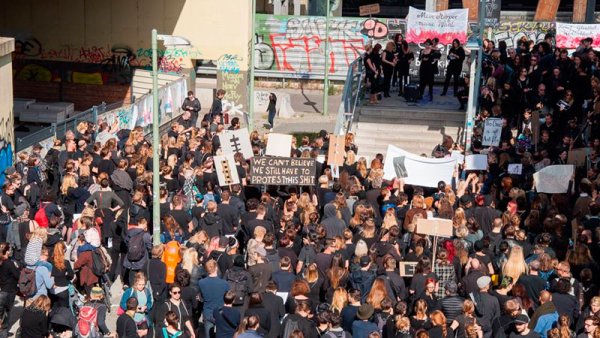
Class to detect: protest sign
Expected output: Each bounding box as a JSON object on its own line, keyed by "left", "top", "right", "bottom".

{"left": 507, "top": 163, "right": 523, "bottom": 175}
{"left": 327, "top": 134, "right": 346, "bottom": 166}
{"left": 222, "top": 128, "right": 253, "bottom": 158}
{"left": 265, "top": 133, "right": 292, "bottom": 157}
{"left": 399, "top": 262, "right": 418, "bottom": 277}
{"left": 383, "top": 145, "right": 457, "bottom": 187}
{"left": 465, "top": 154, "right": 488, "bottom": 171}
{"left": 533, "top": 165, "right": 574, "bottom": 194}
{"left": 451, "top": 151, "right": 464, "bottom": 163}
{"left": 482, "top": 118, "right": 502, "bottom": 146}
{"left": 214, "top": 154, "right": 240, "bottom": 186}
{"left": 406, "top": 7, "right": 469, "bottom": 44}
{"left": 416, "top": 218, "right": 453, "bottom": 237}
{"left": 484, "top": 0, "right": 501, "bottom": 27}
{"left": 567, "top": 148, "right": 590, "bottom": 167}
{"left": 250, "top": 157, "right": 316, "bottom": 186}
{"left": 556, "top": 22, "right": 600, "bottom": 48}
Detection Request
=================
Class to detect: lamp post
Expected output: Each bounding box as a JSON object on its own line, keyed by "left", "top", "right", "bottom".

{"left": 151, "top": 29, "right": 191, "bottom": 245}
{"left": 322, "top": 0, "right": 331, "bottom": 116}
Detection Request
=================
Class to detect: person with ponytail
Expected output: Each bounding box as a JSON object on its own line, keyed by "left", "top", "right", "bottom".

{"left": 236, "top": 315, "right": 263, "bottom": 338}
{"left": 0, "top": 243, "right": 19, "bottom": 335}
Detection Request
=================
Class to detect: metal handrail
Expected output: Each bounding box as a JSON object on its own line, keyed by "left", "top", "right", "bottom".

{"left": 334, "top": 57, "right": 364, "bottom": 136}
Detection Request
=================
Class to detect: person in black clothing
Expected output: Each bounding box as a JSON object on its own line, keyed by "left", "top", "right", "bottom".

{"left": 365, "top": 44, "right": 383, "bottom": 104}
{"left": 392, "top": 33, "right": 405, "bottom": 87}
{"left": 154, "top": 284, "right": 196, "bottom": 338}
{"left": 442, "top": 39, "right": 466, "bottom": 97}
{"left": 397, "top": 40, "right": 414, "bottom": 96}
{"left": 214, "top": 291, "right": 242, "bottom": 338}
{"left": 267, "top": 93, "right": 277, "bottom": 131}
{"left": 0, "top": 243, "right": 19, "bottom": 335}
{"left": 209, "top": 89, "right": 226, "bottom": 120}
{"left": 117, "top": 296, "right": 140, "bottom": 338}
{"left": 382, "top": 41, "right": 398, "bottom": 98}
{"left": 182, "top": 90, "right": 201, "bottom": 127}
{"left": 19, "top": 295, "right": 51, "bottom": 338}
{"left": 49, "top": 241, "right": 74, "bottom": 308}
{"left": 419, "top": 39, "right": 440, "bottom": 101}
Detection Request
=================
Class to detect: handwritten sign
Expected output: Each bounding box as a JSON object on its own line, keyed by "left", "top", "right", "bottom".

{"left": 222, "top": 128, "right": 253, "bottom": 159}
{"left": 484, "top": 0, "right": 501, "bottom": 28}
{"left": 507, "top": 163, "right": 523, "bottom": 175}
{"left": 533, "top": 165, "right": 574, "bottom": 194}
{"left": 482, "top": 118, "right": 502, "bottom": 146}
{"left": 406, "top": 7, "right": 469, "bottom": 44}
{"left": 359, "top": 3, "right": 381, "bottom": 16}
{"left": 416, "top": 218, "right": 453, "bottom": 237}
{"left": 217, "top": 70, "right": 248, "bottom": 111}
{"left": 250, "top": 157, "right": 316, "bottom": 186}
{"left": 214, "top": 154, "right": 240, "bottom": 186}
{"left": 556, "top": 22, "right": 600, "bottom": 48}
{"left": 400, "top": 262, "right": 418, "bottom": 277}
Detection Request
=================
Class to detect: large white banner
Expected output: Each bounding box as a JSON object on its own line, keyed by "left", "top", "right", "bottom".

{"left": 556, "top": 22, "right": 600, "bottom": 48}
{"left": 533, "top": 165, "right": 574, "bottom": 194}
{"left": 383, "top": 145, "right": 457, "bottom": 187}
{"left": 406, "top": 7, "right": 469, "bottom": 45}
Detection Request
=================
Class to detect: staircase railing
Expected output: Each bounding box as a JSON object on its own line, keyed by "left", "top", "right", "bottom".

{"left": 334, "top": 57, "right": 364, "bottom": 136}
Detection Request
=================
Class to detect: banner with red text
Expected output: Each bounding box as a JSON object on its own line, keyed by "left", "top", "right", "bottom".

{"left": 556, "top": 22, "right": 600, "bottom": 48}
{"left": 406, "top": 7, "right": 469, "bottom": 45}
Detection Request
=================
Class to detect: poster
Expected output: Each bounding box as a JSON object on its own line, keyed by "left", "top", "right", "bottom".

{"left": 383, "top": 145, "right": 457, "bottom": 187}
{"left": 507, "top": 163, "right": 523, "bottom": 175}
{"left": 482, "top": 118, "right": 503, "bottom": 146}
{"left": 399, "top": 262, "right": 418, "bottom": 277}
{"left": 484, "top": 0, "right": 501, "bottom": 28}
{"left": 250, "top": 157, "right": 316, "bottom": 186}
{"left": 265, "top": 133, "right": 293, "bottom": 157}
{"left": 406, "top": 7, "right": 469, "bottom": 44}
{"left": 556, "top": 22, "right": 600, "bottom": 48}
{"left": 214, "top": 154, "right": 240, "bottom": 186}
{"left": 222, "top": 128, "right": 253, "bottom": 159}
{"left": 327, "top": 134, "right": 346, "bottom": 166}
{"left": 416, "top": 218, "right": 453, "bottom": 237}
{"left": 533, "top": 165, "right": 574, "bottom": 194}
{"left": 465, "top": 154, "right": 488, "bottom": 171}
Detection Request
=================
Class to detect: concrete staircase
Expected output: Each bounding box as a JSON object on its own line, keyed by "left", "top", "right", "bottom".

{"left": 353, "top": 99, "right": 465, "bottom": 159}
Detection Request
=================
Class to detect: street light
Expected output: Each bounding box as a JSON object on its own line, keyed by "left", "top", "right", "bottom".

{"left": 152, "top": 29, "right": 191, "bottom": 245}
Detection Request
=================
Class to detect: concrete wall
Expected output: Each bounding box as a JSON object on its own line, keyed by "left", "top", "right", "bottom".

{"left": 0, "top": 37, "right": 14, "bottom": 185}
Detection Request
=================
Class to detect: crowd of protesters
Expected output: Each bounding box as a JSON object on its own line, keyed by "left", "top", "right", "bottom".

{"left": 0, "top": 33, "right": 599, "bottom": 338}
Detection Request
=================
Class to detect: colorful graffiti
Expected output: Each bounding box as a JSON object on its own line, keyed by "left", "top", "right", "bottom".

{"left": 217, "top": 54, "right": 242, "bottom": 74}
{"left": 0, "top": 114, "right": 14, "bottom": 186}
{"left": 255, "top": 14, "right": 556, "bottom": 79}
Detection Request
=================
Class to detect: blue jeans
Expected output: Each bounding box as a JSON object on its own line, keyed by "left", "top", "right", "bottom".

{"left": 204, "top": 313, "right": 215, "bottom": 338}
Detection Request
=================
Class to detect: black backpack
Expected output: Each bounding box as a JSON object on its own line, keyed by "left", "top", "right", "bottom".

{"left": 283, "top": 317, "right": 300, "bottom": 338}
{"left": 91, "top": 248, "right": 109, "bottom": 276}
{"left": 127, "top": 232, "right": 145, "bottom": 262}
{"left": 225, "top": 269, "right": 249, "bottom": 305}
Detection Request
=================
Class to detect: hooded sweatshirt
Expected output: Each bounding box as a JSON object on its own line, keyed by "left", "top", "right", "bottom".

{"left": 201, "top": 212, "right": 223, "bottom": 238}
{"left": 321, "top": 204, "right": 346, "bottom": 239}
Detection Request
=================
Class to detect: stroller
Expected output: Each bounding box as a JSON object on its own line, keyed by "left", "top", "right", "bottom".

{"left": 68, "top": 274, "right": 112, "bottom": 316}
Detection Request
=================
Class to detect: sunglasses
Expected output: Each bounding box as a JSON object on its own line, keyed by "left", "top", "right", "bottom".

{"left": 171, "top": 290, "right": 181, "bottom": 294}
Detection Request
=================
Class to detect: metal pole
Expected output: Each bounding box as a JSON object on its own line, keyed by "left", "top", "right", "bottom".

{"left": 152, "top": 28, "right": 161, "bottom": 245}
{"left": 464, "top": 0, "right": 485, "bottom": 152}
{"left": 323, "top": 0, "right": 331, "bottom": 116}
{"left": 248, "top": 0, "right": 256, "bottom": 131}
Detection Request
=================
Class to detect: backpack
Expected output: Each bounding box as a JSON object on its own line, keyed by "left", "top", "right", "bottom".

{"left": 18, "top": 267, "right": 37, "bottom": 298}
{"left": 34, "top": 205, "right": 49, "bottom": 228}
{"left": 349, "top": 270, "right": 376, "bottom": 302}
{"left": 74, "top": 303, "right": 100, "bottom": 338}
{"left": 127, "top": 232, "right": 146, "bottom": 262}
{"left": 283, "top": 317, "right": 300, "bottom": 338}
{"left": 224, "top": 269, "right": 250, "bottom": 305}
{"left": 326, "top": 331, "right": 347, "bottom": 338}
{"left": 91, "top": 248, "right": 110, "bottom": 276}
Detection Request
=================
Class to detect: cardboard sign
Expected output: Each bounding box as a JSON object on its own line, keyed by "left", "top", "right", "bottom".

{"left": 399, "top": 262, "right": 418, "bottom": 277}
{"left": 327, "top": 134, "right": 346, "bottom": 166}
{"left": 265, "top": 133, "right": 292, "bottom": 157}
{"left": 533, "top": 165, "right": 574, "bottom": 194}
{"left": 482, "top": 118, "right": 502, "bottom": 146}
{"left": 250, "top": 157, "right": 316, "bottom": 186}
{"left": 222, "top": 128, "right": 253, "bottom": 159}
{"left": 214, "top": 154, "right": 240, "bottom": 186}
{"left": 451, "top": 151, "right": 465, "bottom": 163}
{"left": 465, "top": 154, "right": 488, "bottom": 171}
{"left": 567, "top": 148, "right": 590, "bottom": 167}
{"left": 507, "top": 163, "right": 523, "bottom": 175}
{"left": 359, "top": 3, "right": 380, "bottom": 16}
{"left": 383, "top": 145, "right": 457, "bottom": 187}
{"left": 416, "top": 218, "right": 453, "bottom": 237}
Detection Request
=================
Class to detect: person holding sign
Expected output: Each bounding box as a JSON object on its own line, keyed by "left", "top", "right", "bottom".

{"left": 441, "top": 39, "right": 466, "bottom": 97}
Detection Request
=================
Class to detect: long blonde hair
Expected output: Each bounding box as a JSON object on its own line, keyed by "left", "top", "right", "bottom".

{"left": 330, "top": 287, "right": 348, "bottom": 313}
{"left": 366, "top": 278, "right": 389, "bottom": 310}
{"left": 502, "top": 246, "right": 528, "bottom": 283}
{"left": 182, "top": 248, "right": 199, "bottom": 273}
{"left": 60, "top": 174, "right": 78, "bottom": 195}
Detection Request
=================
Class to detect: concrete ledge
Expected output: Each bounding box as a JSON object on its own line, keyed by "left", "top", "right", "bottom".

{"left": 0, "top": 37, "right": 15, "bottom": 58}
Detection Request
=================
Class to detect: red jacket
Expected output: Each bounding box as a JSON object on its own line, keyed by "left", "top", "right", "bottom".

{"left": 73, "top": 251, "right": 99, "bottom": 286}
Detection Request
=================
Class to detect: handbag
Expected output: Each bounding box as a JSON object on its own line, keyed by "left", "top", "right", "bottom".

{"left": 0, "top": 200, "right": 11, "bottom": 226}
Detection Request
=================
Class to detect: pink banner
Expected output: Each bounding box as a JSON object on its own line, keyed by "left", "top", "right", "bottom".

{"left": 556, "top": 22, "right": 600, "bottom": 48}
{"left": 406, "top": 7, "right": 469, "bottom": 45}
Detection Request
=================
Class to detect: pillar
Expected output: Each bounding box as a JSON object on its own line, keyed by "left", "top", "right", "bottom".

{"left": 463, "top": 0, "right": 479, "bottom": 21}
{"left": 534, "top": 0, "right": 561, "bottom": 21}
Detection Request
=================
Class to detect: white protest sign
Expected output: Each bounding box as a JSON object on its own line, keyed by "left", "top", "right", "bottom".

{"left": 265, "top": 133, "right": 292, "bottom": 157}
{"left": 406, "top": 7, "right": 469, "bottom": 44}
{"left": 507, "top": 164, "right": 523, "bottom": 175}
{"left": 383, "top": 145, "right": 457, "bottom": 188}
{"left": 482, "top": 118, "right": 503, "bottom": 146}
{"left": 533, "top": 165, "right": 574, "bottom": 194}
{"left": 222, "top": 128, "right": 253, "bottom": 159}
{"left": 214, "top": 154, "right": 240, "bottom": 186}
{"left": 556, "top": 22, "right": 600, "bottom": 48}
{"left": 465, "top": 154, "right": 488, "bottom": 171}
{"left": 451, "top": 151, "right": 464, "bottom": 163}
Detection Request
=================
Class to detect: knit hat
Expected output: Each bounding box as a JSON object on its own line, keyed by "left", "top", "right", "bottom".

{"left": 84, "top": 229, "right": 101, "bottom": 248}
{"left": 90, "top": 287, "right": 104, "bottom": 299}
{"left": 476, "top": 276, "right": 491, "bottom": 289}
{"left": 24, "top": 237, "right": 43, "bottom": 266}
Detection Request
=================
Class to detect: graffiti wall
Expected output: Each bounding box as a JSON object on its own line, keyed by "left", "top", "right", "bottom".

{"left": 254, "top": 14, "right": 555, "bottom": 79}
{"left": 0, "top": 39, "right": 14, "bottom": 186}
